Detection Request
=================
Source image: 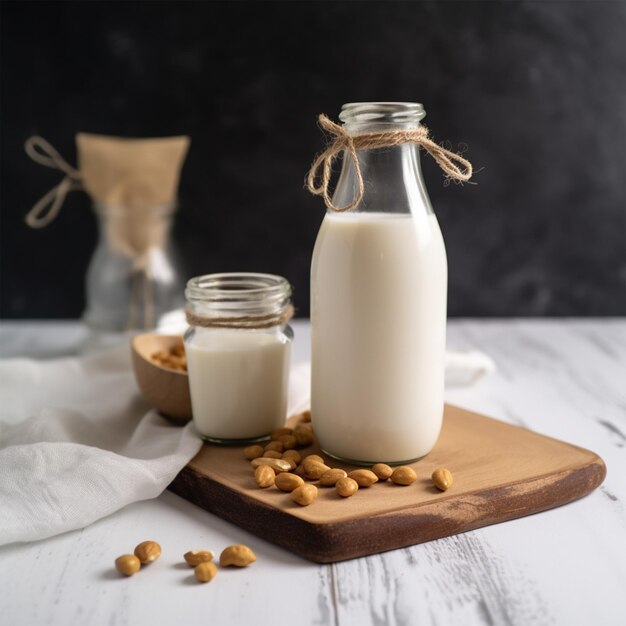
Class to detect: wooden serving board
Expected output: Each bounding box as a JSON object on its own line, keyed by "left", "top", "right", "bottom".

{"left": 168, "top": 405, "right": 606, "bottom": 563}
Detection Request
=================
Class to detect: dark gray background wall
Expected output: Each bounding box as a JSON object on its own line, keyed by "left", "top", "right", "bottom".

{"left": 1, "top": 0, "right": 625, "bottom": 318}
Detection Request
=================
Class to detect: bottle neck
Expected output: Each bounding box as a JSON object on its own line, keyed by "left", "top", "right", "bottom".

{"left": 332, "top": 138, "right": 434, "bottom": 216}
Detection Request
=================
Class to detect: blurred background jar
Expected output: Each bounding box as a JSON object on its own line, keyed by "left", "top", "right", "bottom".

{"left": 23, "top": 133, "right": 190, "bottom": 347}
{"left": 84, "top": 201, "right": 185, "bottom": 336}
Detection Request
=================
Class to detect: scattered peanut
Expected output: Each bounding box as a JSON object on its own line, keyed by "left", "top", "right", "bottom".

{"left": 133, "top": 540, "right": 161, "bottom": 565}
{"left": 282, "top": 449, "right": 302, "bottom": 464}
{"left": 348, "top": 469, "right": 379, "bottom": 487}
{"left": 275, "top": 472, "right": 305, "bottom": 492}
{"left": 265, "top": 441, "right": 284, "bottom": 453}
{"left": 262, "top": 450, "right": 283, "bottom": 459}
{"left": 254, "top": 464, "right": 275, "bottom": 488}
{"left": 278, "top": 434, "right": 297, "bottom": 450}
{"left": 250, "top": 458, "right": 292, "bottom": 473}
{"left": 301, "top": 409, "right": 312, "bottom": 422}
{"left": 294, "top": 463, "right": 306, "bottom": 477}
{"left": 184, "top": 550, "right": 215, "bottom": 567}
{"left": 194, "top": 561, "right": 218, "bottom": 583}
{"left": 336, "top": 477, "right": 359, "bottom": 497}
{"left": 371, "top": 463, "right": 393, "bottom": 481}
{"left": 291, "top": 483, "right": 318, "bottom": 506}
{"left": 432, "top": 468, "right": 454, "bottom": 491}
{"left": 220, "top": 544, "right": 257, "bottom": 567}
{"left": 319, "top": 468, "right": 348, "bottom": 486}
{"left": 391, "top": 466, "right": 417, "bottom": 486}
{"left": 294, "top": 423, "right": 314, "bottom": 446}
{"left": 243, "top": 445, "right": 265, "bottom": 461}
{"left": 115, "top": 554, "right": 141, "bottom": 576}
{"left": 303, "top": 460, "right": 331, "bottom": 480}
{"left": 271, "top": 427, "right": 293, "bottom": 441}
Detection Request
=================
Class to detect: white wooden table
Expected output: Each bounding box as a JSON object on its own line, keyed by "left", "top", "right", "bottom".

{"left": 1, "top": 319, "right": 624, "bottom": 626}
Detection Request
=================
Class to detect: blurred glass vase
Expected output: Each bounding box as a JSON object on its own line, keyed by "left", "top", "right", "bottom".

{"left": 25, "top": 132, "right": 191, "bottom": 341}
{"left": 84, "top": 202, "right": 184, "bottom": 332}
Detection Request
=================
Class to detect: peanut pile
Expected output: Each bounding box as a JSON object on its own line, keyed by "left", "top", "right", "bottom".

{"left": 244, "top": 411, "right": 454, "bottom": 505}
{"left": 150, "top": 344, "right": 187, "bottom": 372}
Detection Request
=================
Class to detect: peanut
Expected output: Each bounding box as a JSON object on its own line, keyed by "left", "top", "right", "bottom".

{"left": 336, "top": 477, "right": 359, "bottom": 498}
{"left": 294, "top": 463, "right": 306, "bottom": 477}
{"left": 275, "top": 472, "right": 305, "bottom": 492}
{"left": 348, "top": 469, "right": 379, "bottom": 487}
{"left": 294, "top": 423, "right": 314, "bottom": 447}
{"left": 303, "top": 460, "right": 331, "bottom": 480}
{"left": 281, "top": 456, "right": 298, "bottom": 471}
{"left": 291, "top": 483, "right": 318, "bottom": 506}
{"left": 262, "top": 450, "right": 283, "bottom": 459}
{"left": 184, "top": 550, "right": 215, "bottom": 567}
{"left": 319, "top": 468, "right": 347, "bottom": 486}
{"left": 301, "top": 409, "right": 312, "bottom": 422}
{"left": 282, "top": 449, "right": 302, "bottom": 464}
{"left": 243, "top": 445, "right": 265, "bottom": 461}
{"left": 302, "top": 454, "right": 325, "bottom": 465}
{"left": 133, "top": 540, "right": 161, "bottom": 564}
{"left": 194, "top": 561, "right": 218, "bottom": 583}
{"left": 278, "top": 434, "right": 297, "bottom": 450}
{"left": 254, "top": 464, "right": 275, "bottom": 488}
{"left": 250, "top": 458, "right": 292, "bottom": 473}
{"left": 391, "top": 466, "right": 417, "bottom": 486}
{"left": 432, "top": 468, "right": 453, "bottom": 491}
{"left": 220, "top": 544, "right": 256, "bottom": 567}
{"left": 271, "top": 427, "right": 293, "bottom": 441}
{"left": 371, "top": 463, "right": 393, "bottom": 481}
{"left": 265, "top": 441, "right": 284, "bottom": 453}
{"left": 115, "top": 554, "right": 141, "bottom": 576}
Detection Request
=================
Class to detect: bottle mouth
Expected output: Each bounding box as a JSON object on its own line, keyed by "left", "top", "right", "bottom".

{"left": 185, "top": 272, "right": 291, "bottom": 316}
{"left": 339, "top": 102, "right": 426, "bottom": 126}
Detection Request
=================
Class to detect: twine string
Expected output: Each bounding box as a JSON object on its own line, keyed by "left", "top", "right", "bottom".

{"left": 185, "top": 304, "right": 294, "bottom": 330}
{"left": 306, "top": 114, "right": 473, "bottom": 212}
{"left": 24, "top": 136, "right": 83, "bottom": 228}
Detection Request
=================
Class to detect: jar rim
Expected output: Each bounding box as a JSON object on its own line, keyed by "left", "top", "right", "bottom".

{"left": 339, "top": 102, "right": 426, "bottom": 125}
{"left": 185, "top": 273, "right": 292, "bottom": 316}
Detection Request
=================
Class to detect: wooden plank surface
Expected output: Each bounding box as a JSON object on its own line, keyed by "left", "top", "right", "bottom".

{"left": 169, "top": 405, "right": 605, "bottom": 562}
{"left": 1, "top": 319, "right": 624, "bottom": 626}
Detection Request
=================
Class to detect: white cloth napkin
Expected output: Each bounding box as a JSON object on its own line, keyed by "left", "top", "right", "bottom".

{"left": 0, "top": 341, "right": 493, "bottom": 547}
{"left": 0, "top": 348, "right": 203, "bottom": 546}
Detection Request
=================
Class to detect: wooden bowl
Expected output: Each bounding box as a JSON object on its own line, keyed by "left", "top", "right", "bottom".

{"left": 131, "top": 333, "right": 192, "bottom": 424}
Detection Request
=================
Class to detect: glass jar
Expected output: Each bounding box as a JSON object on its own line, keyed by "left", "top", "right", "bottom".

{"left": 184, "top": 273, "right": 293, "bottom": 444}
{"left": 311, "top": 102, "right": 448, "bottom": 465}
{"left": 83, "top": 203, "right": 184, "bottom": 337}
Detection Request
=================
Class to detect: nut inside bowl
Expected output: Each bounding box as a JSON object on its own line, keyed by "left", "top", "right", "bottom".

{"left": 131, "top": 333, "right": 192, "bottom": 424}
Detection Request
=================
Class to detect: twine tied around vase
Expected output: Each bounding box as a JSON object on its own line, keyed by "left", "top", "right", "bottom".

{"left": 305, "top": 114, "right": 474, "bottom": 212}
{"left": 24, "top": 136, "right": 83, "bottom": 228}
{"left": 185, "top": 304, "right": 294, "bottom": 330}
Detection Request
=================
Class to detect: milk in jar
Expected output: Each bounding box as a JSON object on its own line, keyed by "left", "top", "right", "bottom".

{"left": 310, "top": 102, "right": 449, "bottom": 464}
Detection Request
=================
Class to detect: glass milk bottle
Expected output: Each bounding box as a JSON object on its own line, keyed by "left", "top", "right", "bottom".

{"left": 311, "top": 102, "right": 448, "bottom": 465}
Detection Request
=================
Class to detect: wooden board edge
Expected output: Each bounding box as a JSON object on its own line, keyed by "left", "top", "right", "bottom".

{"left": 168, "top": 454, "right": 606, "bottom": 564}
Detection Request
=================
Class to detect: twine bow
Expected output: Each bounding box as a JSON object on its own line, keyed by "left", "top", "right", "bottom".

{"left": 24, "top": 136, "right": 83, "bottom": 228}
{"left": 306, "top": 114, "right": 473, "bottom": 212}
